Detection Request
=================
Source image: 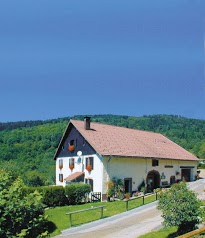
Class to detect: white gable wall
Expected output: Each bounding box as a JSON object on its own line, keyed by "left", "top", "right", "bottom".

{"left": 56, "top": 154, "right": 103, "bottom": 193}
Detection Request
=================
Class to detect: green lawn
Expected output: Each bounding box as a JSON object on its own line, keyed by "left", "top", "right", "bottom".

{"left": 45, "top": 194, "right": 157, "bottom": 236}
{"left": 138, "top": 227, "right": 178, "bottom": 238}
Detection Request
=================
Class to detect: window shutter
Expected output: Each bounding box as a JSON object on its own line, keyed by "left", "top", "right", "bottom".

{"left": 69, "top": 158, "right": 75, "bottom": 166}
{"left": 90, "top": 157, "right": 94, "bottom": 169}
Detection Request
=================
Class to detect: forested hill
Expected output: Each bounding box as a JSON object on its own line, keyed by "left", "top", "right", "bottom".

{"left": 0, "top": 114, "right": 205, "bottom": 185}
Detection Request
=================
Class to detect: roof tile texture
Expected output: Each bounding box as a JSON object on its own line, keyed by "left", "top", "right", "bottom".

{"left": 71, "top": 120, "right": 198, "bottom": 161}
{"left": 64, "top": 172, "right": 84, "bottom": 181}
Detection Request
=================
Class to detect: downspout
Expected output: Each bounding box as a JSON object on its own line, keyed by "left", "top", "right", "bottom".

{"left": 107, "top": 156, "right": 112, "bottom": 181}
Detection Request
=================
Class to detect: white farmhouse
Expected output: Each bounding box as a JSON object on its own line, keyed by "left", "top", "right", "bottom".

{"left": 54, "top": 117, "right": 199, "bottom": 200}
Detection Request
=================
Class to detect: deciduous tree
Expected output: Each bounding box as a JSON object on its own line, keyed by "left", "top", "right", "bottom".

{"left": 158, "top": 182, "right": 201, "bottom": 235}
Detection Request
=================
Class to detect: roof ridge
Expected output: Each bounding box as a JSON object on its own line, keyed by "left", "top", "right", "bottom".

{"left": 70, "top": 119, "right": 162, "bottom": 135}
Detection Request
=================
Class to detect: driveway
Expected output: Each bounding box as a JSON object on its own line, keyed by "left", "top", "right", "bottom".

{"left": 55, "top": 179, "right": 205, "bottom": 238}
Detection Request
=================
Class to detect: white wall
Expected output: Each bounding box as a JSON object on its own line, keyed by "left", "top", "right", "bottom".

{"left": 56, "top": 154, "right": 103, "bottom": 193}
{"left": 56, "top": 155, "right": 198, "bottom": 197}
{"left": 102, "top": 157, "right": 198, "bottom": 194}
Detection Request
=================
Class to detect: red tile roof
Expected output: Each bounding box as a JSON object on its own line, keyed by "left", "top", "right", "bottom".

{"left": 64, "top": 172, "right": 84, "bottom": 182}
{"left": 71, "top": 120, "right": 198, "bottom": 161}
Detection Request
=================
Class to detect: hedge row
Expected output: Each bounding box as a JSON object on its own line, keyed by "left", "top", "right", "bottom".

{"left": 25, "top": 183, "right": 91, "bottom": 207}
{"left": 65, "top": 183, "right": 91, "bottom": 205}
{"left": 26, "top": 186, "right": 68, "bottom": 207}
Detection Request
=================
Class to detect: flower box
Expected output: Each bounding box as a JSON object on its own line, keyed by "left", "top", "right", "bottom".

{"left": 86, "top": 165, "right": 92, "bottom": 172}
{"left": 68, "top": 145, "right": 75, "bottom": 151}
{"left": 59, "top": 164, "right": 63, "bottom": 170}
{"left": 69, "top": 164, "right": 74, "bottom": 170}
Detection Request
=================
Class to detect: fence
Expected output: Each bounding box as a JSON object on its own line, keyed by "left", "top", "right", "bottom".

{"left": 91, "top": 192, "right": 101, "bottom": 202}
{"left": 66, "top": 205, "right": 106, "bottom": 227}
{"left": 125, "top": 192, "right": 158, "bottom": 211}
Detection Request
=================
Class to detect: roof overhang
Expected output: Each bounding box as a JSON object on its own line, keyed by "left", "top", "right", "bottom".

{"left": 53, "top": 120, "right": 73, "bottom": 160}
{"left": 102, "top": 155, "right": 199, "bottom": 161}
{"left": 64, "top": 172, "right": 84, "bottom": 182}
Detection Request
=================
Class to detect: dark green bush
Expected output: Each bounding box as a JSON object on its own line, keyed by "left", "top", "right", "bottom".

{"left": 25, "top": 186, "right": 68, "bottom": 207}
{"left": 65, "top": 183, "right": 91, "bottom": 205}
{"left": 42, "top": 186, "right": 68, "bottom": 207}
{"left": 198, "top": 163, "right": 205, "bottom": 169}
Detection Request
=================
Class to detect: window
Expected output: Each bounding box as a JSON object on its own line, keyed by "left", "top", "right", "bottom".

{"left": 152, "top": 159, "right": 159, "bottom": 167}
{"left": 69, "top": 158, "right": 75, "bottom": 170}
{"left": 85, "top": 178, "right": 93, "bottom": 191}
{"left": 68, "top": 139, "right": 75, "bottom": 152}
{"left": 85, "top": 157, "right": 94, "bottom": 171}
{"left": 59, "top": 159, "right": 63, "bottom": 169}
{"left": 70, "top": 139, "right": 74, "bottom": 146}
{"left": 59, "top": 174, "right": 63, "bottom": 182}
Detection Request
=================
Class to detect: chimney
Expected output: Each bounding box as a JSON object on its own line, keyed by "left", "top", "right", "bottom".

{"left": 84, "top": 116, "right": 91, "bottom": 130}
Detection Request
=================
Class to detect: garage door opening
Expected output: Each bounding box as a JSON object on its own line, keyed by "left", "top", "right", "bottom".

{"left": 181, "top": 169, "right": 191, "bottom": 182}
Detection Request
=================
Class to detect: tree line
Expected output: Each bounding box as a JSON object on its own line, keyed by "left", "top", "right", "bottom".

{"left": 0, "top": 114, "right": 205, "bottom": 185}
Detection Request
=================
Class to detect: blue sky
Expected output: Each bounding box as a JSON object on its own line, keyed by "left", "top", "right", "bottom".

{"left": 0, "top": 0, "right": 204, "bottom": 122}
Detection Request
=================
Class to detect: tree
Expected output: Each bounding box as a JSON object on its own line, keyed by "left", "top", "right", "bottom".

{"left": 0, "top": 170, "right": 48, "bottom": 238}
{"left": 24, "top": 170, "right": 46, "bottom": 187}
{"left": 158, "top": 182, "right": 201, "bottom": 235}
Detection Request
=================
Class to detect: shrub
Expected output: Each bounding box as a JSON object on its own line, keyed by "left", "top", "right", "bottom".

{"left": 0, "top": 170, "right": 48, "bottom": 238}
{"left": 106, "top": 180, "right": 115, "bottom": 198}
{"left": 106, "top": 177, "right": 124, "bottom": 199}
{"left": 158, "top": 182, "right": 201, "bottom": 235}
{"left": 25, "top": 186, "right": 68, "bottom": 207}
{"left": 42, "top": 186, "right": 68, "bottom": 207}
{"left": 65, "top": 183, "right": 91, "bottom": 205}
{"left": 138, "top": 179, "right": 145, "bottom": 193}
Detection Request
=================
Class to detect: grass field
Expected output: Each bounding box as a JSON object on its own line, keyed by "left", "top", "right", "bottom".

{"left": 45, "top": 194, "right": 156, "bottom": 236}
{"left": 138, "top": 227, "right": 178, "bottom": 238}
